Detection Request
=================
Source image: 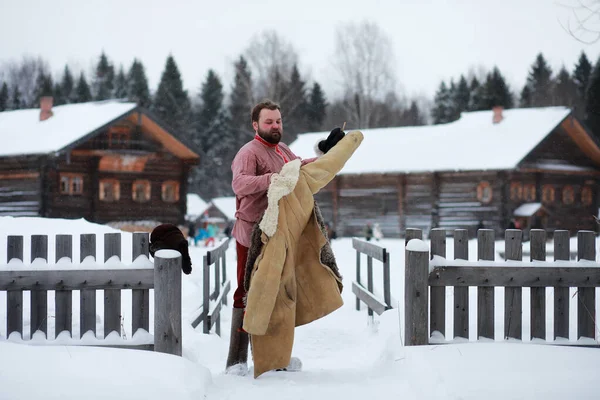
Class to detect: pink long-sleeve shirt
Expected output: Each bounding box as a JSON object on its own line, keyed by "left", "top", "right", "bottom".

{"left": 231, "top": 135, "right": 315, "bottom": 247}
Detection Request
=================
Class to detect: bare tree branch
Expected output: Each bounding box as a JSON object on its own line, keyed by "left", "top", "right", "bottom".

{"left": 557, "top": 0, "right": 600, "bottom": 44}
{"left": 332, "top": 20, "right": 397, "bottom": 129}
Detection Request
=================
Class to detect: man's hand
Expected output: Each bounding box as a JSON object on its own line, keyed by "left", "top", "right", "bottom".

{"left": 318, "top": 127, "right": 345, "bottom": 154}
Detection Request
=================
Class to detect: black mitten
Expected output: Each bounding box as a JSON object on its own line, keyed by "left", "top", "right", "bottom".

{"left": 318, "top": 127, "right": 345, "bottom": 154}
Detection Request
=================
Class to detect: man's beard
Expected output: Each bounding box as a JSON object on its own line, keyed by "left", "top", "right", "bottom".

{"left": 257, "top": 127, "right": 282, "bottom": 144}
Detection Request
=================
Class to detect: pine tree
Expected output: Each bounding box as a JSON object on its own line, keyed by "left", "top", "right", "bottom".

{"left": 553, "top": 66, "right": 577, "bottom": 107}
{"left": 229, "top": 55, "right": 254, "bottom": 149}
{"left": 92, "top": 51, "right": 115, "bottom": 100}
{"left": 468, "top": 77, "right": 485, "bottom": 111}
{"left": 401, "top": 100, "right": 425, "bottom": 126}
{"left": 520, "top": 85, "right": 532, "bottom": 107}
{"left": 524, "top": 53, "right": 554, "bottom": 107}
{"left": 127, "top": 59, "right": 151, "bottom": 108}
{"left": 11, "top": 86, "right": 22, "bottom": 110}
{"left": 34, "top": 72, "right": 53, "bottom": 102}
{"left": 573, "top": 51, "right": 593, "bottom": 119}
{"left": 152, "top": 55, "right": 191, "bottom": 135}
{"left": 74, "top": 72, "right": 92, "bottom": 103}
{"left": 60, "top": 65, "right": 75, "bottom": 104}
{"left": 114, "top": 65, "right": 128, "bottom": 99}
{"left": 453, "top": 75, "right": 470, "bottom": 117}
{"left": 481, "top": 67, "right": 513, "bottom": 109}
{"left": 195, "top": 69, "right": 226, "bottom": 152}
{"left": 0, "top": 82, "right": 8, "bottom": 111}
{"left": 280, "top": 64, "right": 308, "bottom": 142}
{"left": 432, "top": 81, "right": 453, "bottom": 124}
{"left": 190, "top": 69, "right": 234, "bottom": 199}
{"left": 585, "top": 56, "right": 600, "bottom": 141}
{"left": 53, "top": 82, "right": 65, "bottom": 105}
{"left": 306, "top": 82, "right": 327, "bottom": 131}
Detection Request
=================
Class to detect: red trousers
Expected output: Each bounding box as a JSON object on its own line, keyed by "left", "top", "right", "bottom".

{"left": 234, "top": 241, "right": 249, "bottom": 309}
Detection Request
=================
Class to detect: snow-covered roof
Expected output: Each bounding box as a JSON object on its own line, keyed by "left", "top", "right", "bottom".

{"left": 210, "top": 197, "right": 236, "bottom": 220}
{"left": 289, "top": 107, "right": 572, "bottom": 174}
{"left": 186, "top": 193, "right": 208, "bottom": 220}
{"left": 0, "top": 100, "right": 137, "bottom": 157}
{"left": 513, "top": 202, "right": 543, "bottom": 217}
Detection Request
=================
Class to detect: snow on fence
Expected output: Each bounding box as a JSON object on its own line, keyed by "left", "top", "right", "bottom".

{"left": 191, "top": 238, "right": 230, "bottom": 335}
{"left": 352, "top": 237, "right": 392, "bottom": 316}
{"left": 0, "top": 232, "right": 182, "bottom": 356}
{"left": 405, "top": 228, "right": 600, "bottom": 346}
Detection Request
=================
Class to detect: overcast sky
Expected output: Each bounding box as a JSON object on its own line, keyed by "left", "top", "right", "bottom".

{"left": 1, "top": 0, "right": 600, "bottom": 101}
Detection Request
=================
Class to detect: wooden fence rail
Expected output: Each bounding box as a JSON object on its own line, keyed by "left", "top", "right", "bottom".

{"left": 405, "top": 228, "right": 600, "bottom": 346}
{"left": 0, "top": 232, "right": 182, "bottom": 356}
{"left": 191, "top": 238, "right": 231, "bottom": 335}
{"left": 352, "top": 237, "right": 391, "bottom": 316}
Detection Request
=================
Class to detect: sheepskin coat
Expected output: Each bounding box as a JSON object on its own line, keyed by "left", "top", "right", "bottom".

{"left": 242, "top": 131, "right": 363, "bottom": 378}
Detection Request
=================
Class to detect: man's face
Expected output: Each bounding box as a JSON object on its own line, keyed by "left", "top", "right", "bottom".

{"left": 254, "top": 108, "right": 283, "bottom": 144}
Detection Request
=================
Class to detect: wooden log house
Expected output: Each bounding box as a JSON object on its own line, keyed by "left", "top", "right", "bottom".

{"left": 290, "top": 106, "right": 600, "bottom": 238}
{"left": 0, "top": 97, "right": 200, "bottom": 224}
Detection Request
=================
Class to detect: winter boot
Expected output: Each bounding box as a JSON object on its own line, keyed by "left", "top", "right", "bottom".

{"left": 276, "top": 356, "right": 303, "bottom": 372}
{"left": 225, "top": 307, "right": 249, "bottom": 375}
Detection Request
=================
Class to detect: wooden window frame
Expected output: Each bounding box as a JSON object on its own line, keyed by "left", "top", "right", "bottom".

{"left": 562, "top": 185, "right": 575, "bottom": 205}
{"left": 161, "top": 180, "right": 180, "bottom": 203}
{"left": 581, "top": 185, "right": 593, "bottom": 206}
{"left": 510, "top": 182, "right": 522, "bottom": 201}
{"left": 59, "top": 173, "right": 84, "bottom": 195}
{"left": 541, "top": 185, "right": 555, "bottom": 204}
{"left": 523, "top": 183, "right": 536, "bottom": 202}
{"left": 99, "top": 179, "right": 120, "bottom": 202}
{"left": 108, "top": 126, "right": 131, "bottom": 149}
{"left": 476, "top": 181, "right": 493, "bottom": 204}
{"left": 132, "top": 180, "right": 151, "bottom": 203}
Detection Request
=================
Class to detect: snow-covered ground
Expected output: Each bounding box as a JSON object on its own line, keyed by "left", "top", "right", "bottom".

{"left": 0, "top": 217, "right": 599, "bottom": 399}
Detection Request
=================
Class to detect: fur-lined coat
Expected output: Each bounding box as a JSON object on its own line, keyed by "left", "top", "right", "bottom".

{"left": 243, "top": 131, "right": 363, "bottom": 378}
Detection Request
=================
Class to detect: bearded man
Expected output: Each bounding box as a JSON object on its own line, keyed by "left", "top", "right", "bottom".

{"left": 226, "top": 99, "right": 348, "bottom": 376}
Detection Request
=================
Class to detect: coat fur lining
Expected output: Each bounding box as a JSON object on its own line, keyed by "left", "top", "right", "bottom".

{"left": 259, "top": 159, "right": 301, "bottom": 237}
{"left": 244, "top": 202, "right": 343, "bottom": 294}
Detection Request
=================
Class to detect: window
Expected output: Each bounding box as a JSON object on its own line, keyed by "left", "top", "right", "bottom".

{"left": 510, "top": 182, "right": 522, "bottom": 201}
{"left": 581, "top": 186, "right": 593, "bottom": 206}
{"left": 523, "top": 183, "right": 536, "bottom": 202}
{"left": 161, "top": 180, "right": 180, "bottom": 203}
{"left": 59, "top": 173, "right": 83, "bottom": 195}
{"left": 562, "top": 185, "right": 574, "bottom": 205}
{"left": 476, "top": 181, "right": 493, "bottom": 204}
{"left": 108, "top": 125, "right": 130, "bottom": 149}
{"left": 542, "top": 185, "right": 555, "bottom": 204}
{"left": 132, "top": 180, "right": 151, "bottom": 202}
{"left": 99, "top": 179, "right": 120, "bottom": 202}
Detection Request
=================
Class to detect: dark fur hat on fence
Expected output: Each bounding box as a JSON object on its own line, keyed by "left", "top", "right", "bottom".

{"left": 149, "top": 223, "right": 192, "bottom": 275}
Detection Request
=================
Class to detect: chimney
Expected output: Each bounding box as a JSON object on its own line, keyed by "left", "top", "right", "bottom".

{"left": 492, "top": 105, "right": 504, "bottom": 124}
{"left": 39, "top": 96, "right": 53, "bottom": 121}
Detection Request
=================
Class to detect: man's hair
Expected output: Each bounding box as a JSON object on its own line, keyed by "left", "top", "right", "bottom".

{"left": 251, "top": 100, "right": 281, "bottom": 123}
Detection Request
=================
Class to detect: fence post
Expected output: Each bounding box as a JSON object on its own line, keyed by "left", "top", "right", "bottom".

{"left": 104, "top": 233, "right": 122, "bottom": 338}
{"left": 576, "top": 230, "right": 596, "bottom": 340}
{"left": 553, "top": 230, "right": 570, "bottom": 340}
{"left": 80, "top": 234, "right": 97, "bottom": 337}
{"left": 477, "top": 229, "right": 495, "bottom": 340}
{"left": 530, "top": 229, "right": 546, "bottom": 341}
{"left": 55, "top": 234, "right": 73, "bottom": 338}
{"left": 132, "top": 232, "right": 150, "bottom": 336}
{"left": 355, "top": 249, "right": 361, "bottom": 311}
{"left": 504, "top": 229, "right": 522, "bottom": 340}
{"left": 7, "top": 236, "right": 23, "bottom": 339}
{"left": 453, "top": 229, "right": 469, "bottom": 339}
{"left": 405, "top": 237, "right": 429, "bottom": 345}
{"left": 429, "top": 228, "right": 446, "bottom": 337}
{"left": 30, "top": 235, "right": 48, "bottom": 338}
{"left": 154, "top": 250, "right": 182, "bottom": 356}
